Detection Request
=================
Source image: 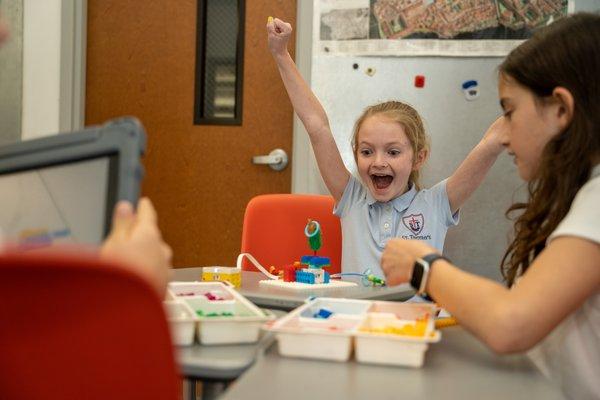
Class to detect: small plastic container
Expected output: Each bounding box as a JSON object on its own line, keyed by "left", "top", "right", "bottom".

{"left": 168, "top": 281, "right": 235, "bottom": 300}
{"left": 202, "top": 266, "right": 241, "bottom": 288}
{"left": 354, "top": 301, "right": 440, "bottom": 367}
{"left": 266, "top": 298, "right": 441, "bottom": 367}
{"left": 269, "top": 298, "right": 371, "bottom": 362}
{"left": 298, "top": 298, "right": 372, "bottom": 319}
{"left": 168, "top": 281, "right": 272, "bottom": 345}
{"left": 163, "top": 301, "right": 197, "bottom": 346}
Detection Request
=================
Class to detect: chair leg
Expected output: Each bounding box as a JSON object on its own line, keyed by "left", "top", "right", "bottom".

{"left": 182, "top": 378, "right": 197, "bottom": 400}
{"left": 201, "top": 380, "right": 229, "bottom": 400}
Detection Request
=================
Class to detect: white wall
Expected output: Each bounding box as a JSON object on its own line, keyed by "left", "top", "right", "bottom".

{"left": 0, "top": 0, "right": 23, "bottom": 146}
{"left": 291, "top": 0, "right": 328, "bottom": 195}
{"left": 22, "top": 0, "right": 61, "bottom": 139}
{"left": 21, "top": 0, "right": 85, "bottom": 140}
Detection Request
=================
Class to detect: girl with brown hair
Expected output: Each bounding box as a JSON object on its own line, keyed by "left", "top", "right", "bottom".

{"left": 381, "top": 13, "right": 600, "bottom": 399}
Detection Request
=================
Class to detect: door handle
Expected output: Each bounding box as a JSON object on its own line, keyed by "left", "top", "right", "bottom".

{"left": 252, "top": 148, "right": 288, "bottom": 171}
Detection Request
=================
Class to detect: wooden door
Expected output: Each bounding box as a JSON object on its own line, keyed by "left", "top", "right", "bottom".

{"left": 86, "top": 0, "right": 296, "bottom": 267}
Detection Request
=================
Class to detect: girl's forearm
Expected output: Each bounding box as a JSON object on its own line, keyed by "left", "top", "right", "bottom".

{"left": 426, "top": 260, "right": 529, "bottom": 353}
{"left": 273, "top": 51, "right": 350, "bottom": 200}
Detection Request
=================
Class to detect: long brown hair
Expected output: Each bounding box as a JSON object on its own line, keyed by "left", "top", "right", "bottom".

{"left": 500, "top": 13, "right": 600, "bottom": 286}
{"left": 351, "top": 101, "right": 430, "bottom": 189}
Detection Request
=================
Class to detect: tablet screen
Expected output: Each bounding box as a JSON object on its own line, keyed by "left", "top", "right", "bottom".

{"left": 0, "top": 155, "right": 118, "bottom": 247}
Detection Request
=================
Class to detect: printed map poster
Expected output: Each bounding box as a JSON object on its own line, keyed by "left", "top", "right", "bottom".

{"left": 315, "top": 0, "right": 571, "bottom": 56}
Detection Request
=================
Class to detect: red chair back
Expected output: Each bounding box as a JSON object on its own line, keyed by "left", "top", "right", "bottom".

{"left": 240, "top": 194, "right": 342, "bottom": 274}
{"left": 0, "top": 250, "right": 180, "bottom": 400}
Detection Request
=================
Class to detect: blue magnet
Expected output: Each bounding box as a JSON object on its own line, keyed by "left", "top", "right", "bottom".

{"left": 462, "top": 80, "right": 480, "bottom": 101}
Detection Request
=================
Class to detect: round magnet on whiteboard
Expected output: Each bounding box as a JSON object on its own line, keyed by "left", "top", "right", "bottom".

{"left": 462, "top": 80, "right": 480, "bottom": 101}
{"left": 414, "top": 75, "right": 425, "bottom": 88}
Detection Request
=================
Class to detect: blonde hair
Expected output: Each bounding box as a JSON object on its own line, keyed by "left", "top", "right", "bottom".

{"left": 351, "top": 101, "right": 430, "bottom": 189}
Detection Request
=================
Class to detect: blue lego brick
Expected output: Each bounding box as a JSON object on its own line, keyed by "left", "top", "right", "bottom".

{"left": 324, "top": 271, "right": 330, "bottom": 283}
{"left": 300, "top": 255, "right": 331, "bottom": 269}
{"left": 300, "top": 255, "right": 315, "bottom": 264}
{"left": 295, "top": 270, "right": 315, "bottom": 284}
{"left": 300, "top": 255, "right": 312, "bottom": 263}
{"left": 313, "top": 308, "right": 333, "bottom": 319}
{"left": 312, "top": 257, "right": 330, "bottom": 267}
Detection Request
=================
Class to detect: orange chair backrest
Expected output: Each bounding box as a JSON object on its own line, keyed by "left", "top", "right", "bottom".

{"left": 240, "top": 194, "right": 342, "bottom": 275}
{"left": 0, "top": 250, "right": 180, "bottom": 400}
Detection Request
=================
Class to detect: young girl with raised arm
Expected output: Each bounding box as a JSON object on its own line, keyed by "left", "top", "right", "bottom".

{"left": 380, "top": 13, "right": 600, "bottom": 398}
{"left": 267, "top": 18, "right": 504, "bottom": 278}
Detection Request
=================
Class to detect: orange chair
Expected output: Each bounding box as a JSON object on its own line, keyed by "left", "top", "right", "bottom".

{"left": 240, "top": 194, "right": 342, "bottom": 275}
{"left": 0, "top": 250, "right": 180, "bottom": 400}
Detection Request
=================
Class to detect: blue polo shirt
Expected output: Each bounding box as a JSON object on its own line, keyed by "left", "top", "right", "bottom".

{"left": 334, "top": 175, "right": 459, "bottom": 277}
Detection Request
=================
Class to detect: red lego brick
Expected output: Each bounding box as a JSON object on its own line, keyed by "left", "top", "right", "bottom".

{"left": 283, "top": 264, "right": 296, "bottom": 282}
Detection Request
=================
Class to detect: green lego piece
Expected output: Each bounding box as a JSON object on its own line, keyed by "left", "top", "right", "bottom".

{"left": 305, "top": 219, "right": 322, "bottom": 252}
{"left": 367, "top": 274, "right": 385, "bottom": 286}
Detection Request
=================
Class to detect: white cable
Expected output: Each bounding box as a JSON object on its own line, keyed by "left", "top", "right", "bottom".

{"left": 236, "top": 253, "right": 279, "bottom": 280}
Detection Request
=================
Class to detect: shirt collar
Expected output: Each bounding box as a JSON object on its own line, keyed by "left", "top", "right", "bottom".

{"left": 366, "top": 182, "right": 418, "bottom": 212}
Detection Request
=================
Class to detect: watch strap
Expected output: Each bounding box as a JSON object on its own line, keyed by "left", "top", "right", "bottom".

{"left": 422, "top": 254, "right": 449, "bottom": 268}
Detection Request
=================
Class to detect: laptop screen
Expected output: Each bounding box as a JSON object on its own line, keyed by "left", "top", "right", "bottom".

{"left": 0, "top": 118, "right": 145, "bottom": 248}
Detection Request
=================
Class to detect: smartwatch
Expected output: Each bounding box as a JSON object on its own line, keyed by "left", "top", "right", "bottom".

{"left": 410, "top": 253, "right": 449, "bottom": 294}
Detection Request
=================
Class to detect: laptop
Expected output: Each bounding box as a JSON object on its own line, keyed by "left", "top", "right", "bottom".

{"left": 0, "top": 117, "right": 145, "bottom": 247}
{"left": 171, "top": 268, "right": 416, "bottom": 311}
{"left": 237, "top": 270, "right": 415, "bottom": 310}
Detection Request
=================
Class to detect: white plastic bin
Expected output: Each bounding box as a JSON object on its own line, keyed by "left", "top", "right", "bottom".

{"left": 270, "top": 298, "right": 371, "bottom": 361}
{"left": 163, "top": 301, "right": 197, "bottom": 346}
{"left": 354, "top": 333, "right": 434, "bottom": 367}
{"left": 168, "top": 281, "right": 273, "bottom": 345}
{"left": 354, "top": 302, "right": 440, "bottom": 367}
{"left": 266, "top": 298, "right": 441, "bottom": 367}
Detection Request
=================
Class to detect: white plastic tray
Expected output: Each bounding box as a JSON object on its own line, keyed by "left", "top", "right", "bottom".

{"left": 163, "top": 300, "right": 197, "bottom": 346}
{"left": 354, "top": 302, "right": 441, "bottom": 367}
{"left": 167, "top": 281, "right": 273, "bottom": 345}
{"left": 269, "top": 298, "right": 371, "bottom": 362}
{"left": 267, "top": 298, "right": 441, "bottom": 367}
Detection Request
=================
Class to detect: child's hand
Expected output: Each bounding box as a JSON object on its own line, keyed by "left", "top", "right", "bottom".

{"left": 267, "top": 17, "right": 292, "bottom": 57}
{"left": 482, "top": 115, "right": 507, "bottom": 153}
{"left": 100, "top": 198, "right": 172, "bottom": 297}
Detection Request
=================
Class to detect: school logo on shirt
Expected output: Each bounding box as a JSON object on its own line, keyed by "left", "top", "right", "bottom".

{"left": 402, "top": 214, "right": 424, "bottom": 235}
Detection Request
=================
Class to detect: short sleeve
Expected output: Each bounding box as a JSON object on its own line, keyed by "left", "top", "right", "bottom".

{"left": 334, "top": 175, "right": 365, "bottom": 218}
{"left": 549, "top": 176, "right": 600, "bottom": 245}
{"left": 426, "top": 179, "right": 460, "bottom": 227}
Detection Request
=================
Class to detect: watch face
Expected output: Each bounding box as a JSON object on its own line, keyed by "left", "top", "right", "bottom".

{"left": 410, "top": 261, "right": 424, "bottom": 290}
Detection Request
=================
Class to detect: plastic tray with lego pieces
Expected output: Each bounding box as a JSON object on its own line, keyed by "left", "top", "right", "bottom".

{"left": 163, "top": 300, "right": 197, "bottom": 346}
{"left": 267, "top": 298, "right": 441, "bottom": 367}
{"left": 168, "top": 281, "right": 235, "bottom": 300}
{"left": 165, "top": 281, "right": 273, "bottom": 345}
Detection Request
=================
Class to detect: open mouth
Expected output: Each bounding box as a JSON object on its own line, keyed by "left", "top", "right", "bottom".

{"left": 370, "top": 174, "right": 393, "bottom": 190}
